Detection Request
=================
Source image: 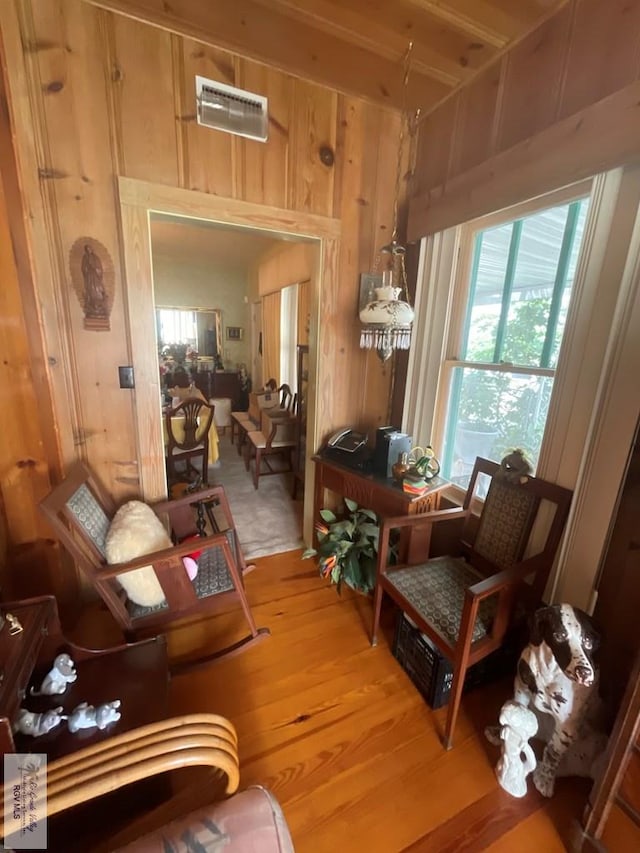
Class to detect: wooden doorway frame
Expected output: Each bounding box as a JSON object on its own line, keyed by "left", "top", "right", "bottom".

{"left": 117, "top": 177, "right": 340, "bottom": 542}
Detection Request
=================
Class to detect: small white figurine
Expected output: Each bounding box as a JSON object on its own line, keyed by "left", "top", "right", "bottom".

{"left": 13, "top": 707, "right": 65, "bottom": 737}
{"left": 488, "top": 700, "right": 539, "bottom": 798}
{"left": 30, "top": 653, "right": 77, "bottom": 696}
{"left": 67, "top": 700, "right": 121, "bottom": 733}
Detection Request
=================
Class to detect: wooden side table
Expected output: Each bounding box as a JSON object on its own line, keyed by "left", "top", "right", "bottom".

{"left": 313, "top": 455, "right": 450, "bottom": 561}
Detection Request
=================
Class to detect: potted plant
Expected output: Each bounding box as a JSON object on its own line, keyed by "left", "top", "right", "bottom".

{"left": 302, "top": 499, "right": 379, "bottom": 594}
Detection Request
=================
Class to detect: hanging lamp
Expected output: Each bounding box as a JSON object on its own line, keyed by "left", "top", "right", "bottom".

{"left": 359, "top": 44, "right": 416, "bottom": 363}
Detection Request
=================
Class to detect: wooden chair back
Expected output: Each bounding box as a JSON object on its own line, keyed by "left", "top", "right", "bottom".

{"left": 457, "top": 457, "right": 573, "bottom": 604}
{"left": 278, "top": 383, "right": 294, "bottom": 411}
{"left": 165, "top": 398, "right": 215, "bottom": 486}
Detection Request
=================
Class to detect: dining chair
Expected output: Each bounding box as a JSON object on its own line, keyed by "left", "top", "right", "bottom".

{"left": 371, "top": 456, "right": 573, "bottom": 749}
{"left": 278, "top": 383, "right": 294, "bottom": 411}
{"left": 165, "top": 398, "right": 214, "bottom": 487}
{"left": 244, "top": 408, "right": 296, "bottom": 489}
{"left": 40, "top": 461, "right": 270, "bottom": 666}
{"left": 230, "top": 378, "right": 280, "bottom": 454}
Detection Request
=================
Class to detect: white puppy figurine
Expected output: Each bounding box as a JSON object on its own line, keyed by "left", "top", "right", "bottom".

{"left": 13, "top": 707, "right": 65, "bottom": 737}
{"left": 492, "top": 700, "right": 539, "bottom": 798}
{"left": 67, "top": 700, "right": 122, "bottom": 733}
{"left": 30, "top": 653, "right": 77, "bottom": 696}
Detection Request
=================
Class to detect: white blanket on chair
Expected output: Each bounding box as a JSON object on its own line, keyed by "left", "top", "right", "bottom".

{"left": 105, "top": 501, "right": 170, "bottom": 608}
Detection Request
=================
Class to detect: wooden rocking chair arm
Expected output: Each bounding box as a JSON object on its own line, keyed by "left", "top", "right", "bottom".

{"left": 97, "top": 533, "right": 230, "bottom": 577}
{"left": 152, "top": 486, "right": 224, "bottom": 515}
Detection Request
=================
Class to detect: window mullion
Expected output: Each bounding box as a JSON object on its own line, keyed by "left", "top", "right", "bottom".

{"left": 540, "top": 200, "right": 581, "bottom": 368}
{"left": 442, "top": 367, "right": 463, "bottom": 476}
{"left": 493, "top": 220, "right": 522, "bottom": 363}
{"left": 460, "top": 233, "right": 483, "bottom": 359}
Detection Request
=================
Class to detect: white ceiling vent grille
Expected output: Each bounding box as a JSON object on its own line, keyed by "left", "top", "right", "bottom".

{"left": 195, "top": 76, "right": 268, "bottom": 142}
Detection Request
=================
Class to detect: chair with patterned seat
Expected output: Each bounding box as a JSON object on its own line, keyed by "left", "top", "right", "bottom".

{"left": 40, "top": 461, "right": 270, "bottom": 668}
{"left": 371, "top": 455, "right": 572, "bottom": 749}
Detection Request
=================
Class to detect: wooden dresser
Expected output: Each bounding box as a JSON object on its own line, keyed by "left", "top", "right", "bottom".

{"left": 194, "top": 370, "right": 241, "bottom": 408}
{"left": 0, "top": 595, "right": 169, "bottom": 759}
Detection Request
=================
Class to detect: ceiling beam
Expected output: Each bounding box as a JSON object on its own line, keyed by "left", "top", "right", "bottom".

{"left": 406, "top": 0, "right": 515, "bottom": 46}
{"left": 88, "top": 0, "right": 453, "bottom": 112}
{"left": 253, "top": 0, "right": 495, "bottom": 85}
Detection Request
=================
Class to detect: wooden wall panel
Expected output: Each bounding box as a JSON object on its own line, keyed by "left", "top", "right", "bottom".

{"left": 29, "top": 0, "right": 139, "bottom": 501}
{"left": 0, "top": 173, "right": 49, "bottom": 547}
{"left": 108, "top": 13, "right": 180, "bottom": 184}
{"left": 288, "top": 79, "right": 337, "bottom": 217}
{"left": 410, "top": 0, "right": 640, "bottom": 238}
{"left": 0, "top": 74, "right": 74, "bottom": 607}
{"left": 452, "top": 62, "right": 502, "bottom": 176}
{"left": 560, "top": 0, "right": 640, "bottom": 119}
{"left": 413, "top": 95, "right": 458, "bottom": 200}
{"left": 497, "top": 4, "right": 572, "bottom": 151}
{"left": 239, "top": 61, "right": 292, "bottom": 209}
{"left": 178, "top": 39, "right": 237, "bottom": 196}
{"left": 257, "top": 243, "right": 314, "bottom": 297}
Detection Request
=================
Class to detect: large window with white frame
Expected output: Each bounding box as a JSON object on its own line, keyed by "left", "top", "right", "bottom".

{"left": 429, "top": 186, "right": 592, "bottom": 489}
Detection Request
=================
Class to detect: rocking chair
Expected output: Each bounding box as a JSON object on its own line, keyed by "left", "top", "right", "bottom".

{"left": 40, "top": 461, "right": 270, "bottom": 669}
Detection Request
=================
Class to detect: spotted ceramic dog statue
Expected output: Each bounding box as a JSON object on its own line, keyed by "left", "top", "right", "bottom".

{"left": 514, "top": 604, "right": 603, "bottom": 797}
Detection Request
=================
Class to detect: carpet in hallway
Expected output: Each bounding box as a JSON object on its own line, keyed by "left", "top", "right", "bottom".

{"left": 209, "top": 433, "right": 304, "bottom": 560}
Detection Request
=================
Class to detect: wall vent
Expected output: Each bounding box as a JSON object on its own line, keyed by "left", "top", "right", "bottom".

{"left": 195, "top": 76, "right": 268, "bottom": 142}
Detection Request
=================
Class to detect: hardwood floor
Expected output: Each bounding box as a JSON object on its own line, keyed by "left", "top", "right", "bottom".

{"left": 161, "top": 550, "right": 589, "bottom": 851}
{"left": 73, "top": 547, "right": 590, "bottom": 850}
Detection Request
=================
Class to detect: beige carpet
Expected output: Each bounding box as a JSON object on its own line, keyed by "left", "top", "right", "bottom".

{"left": 209, "top": 433, "right": 304, "bottom": 560}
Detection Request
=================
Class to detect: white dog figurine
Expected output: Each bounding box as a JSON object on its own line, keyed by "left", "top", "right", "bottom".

{"left": 514, "top": 603, "right": 602, "bottom": 798}
{"left": 67, "top": 700, "right": 121, "bottom": 733}
{"left": 489, "top": 700, "right": 539, "bottom": 798}
{"left": 30, "top": 653, "right": 77, "bottom": 696}
{"left": 13, "top": 707, "right": 65, "bottom": 737}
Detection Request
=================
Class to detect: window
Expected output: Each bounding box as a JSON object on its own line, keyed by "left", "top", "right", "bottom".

{"left": 435, "top": 192, "right": 591, "bottom": 488}
{"left": 156, "top": 308, "right": 197, "bottom": 347}
{"left": 279, "top": 283, "right": 299, "bottom": 387}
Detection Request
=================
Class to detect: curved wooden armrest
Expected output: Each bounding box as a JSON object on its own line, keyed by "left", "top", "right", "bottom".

{"left": 97, "top": 532, "right": 233, "bottom": 578}
{"left": 2, "top": 715, "right": 240, "bottom": 829}
{"left": 152, "top": 486, "right": 226, "bottom": 516}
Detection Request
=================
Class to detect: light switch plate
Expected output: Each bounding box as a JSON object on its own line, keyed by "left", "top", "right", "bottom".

{"left": 118, "top": 366, "right": 135, "bottom": 389}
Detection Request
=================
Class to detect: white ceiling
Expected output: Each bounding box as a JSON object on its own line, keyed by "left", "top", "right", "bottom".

{"left": 149, "top": 213, "right": 305, "bottom": 275}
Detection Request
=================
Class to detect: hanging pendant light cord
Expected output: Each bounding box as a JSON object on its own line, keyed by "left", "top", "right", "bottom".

{"left": 391, "top": 41, "right": 413, "bottom": 247}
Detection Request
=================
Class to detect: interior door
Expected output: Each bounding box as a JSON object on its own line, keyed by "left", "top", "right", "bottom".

{"left": 593, "top": 415, "right": 640, "bottom": 712}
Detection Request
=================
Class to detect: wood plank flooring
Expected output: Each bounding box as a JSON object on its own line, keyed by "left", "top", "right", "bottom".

{"left": 141, "top": 548, "right": 590, "bottom": 852}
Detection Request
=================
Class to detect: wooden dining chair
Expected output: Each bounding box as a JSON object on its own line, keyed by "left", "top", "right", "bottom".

{"left": 371, "top": 456, "right": 573, "bottom": 749}
{"left": 40, "top": 461, "right": 270, "bottom": 667}
{"left": 278, "top": 383, "right": 294, "bottom": 411}
{"left": 165, "top": 398, "right": 214, "bottom": 487}
{"left": 244, "top": 408, "right": 296, "bottom": 489}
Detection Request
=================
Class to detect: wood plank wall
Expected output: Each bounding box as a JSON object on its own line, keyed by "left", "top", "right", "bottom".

{"left": 409, "top": 0, "right": 640, "bottom": 237}
{"left": 0, "top": 62, "right": 75, "bottom": 608}
{"left": 0, "top": 0, "right": 402, "bottom": 599}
